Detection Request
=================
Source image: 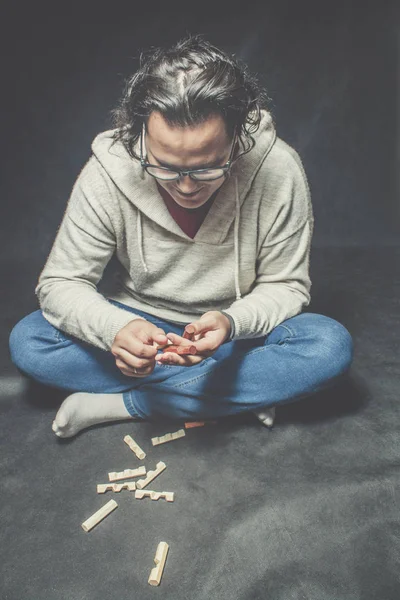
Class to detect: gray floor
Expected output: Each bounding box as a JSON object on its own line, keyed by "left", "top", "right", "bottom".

{"left": 1, "top": 246, "right": 399, "bottom": 600}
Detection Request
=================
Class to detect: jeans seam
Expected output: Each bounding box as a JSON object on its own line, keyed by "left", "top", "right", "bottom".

{"left": 123, "top": 390, "right": 142, "bottom": 418}
{"left": 167, "top": 357, "right": 215, "bottom": 389}
{"left": 246, "top": 341, "right": 288, "bottom": 357}
{"left": 277, "top": 323, "right": 296, "bottom": 338}
{"left": 54, "top": 329, "right": 68, "bottom": 342}
{"left": 172, "top": 371, "right": 211, "bottom": 389}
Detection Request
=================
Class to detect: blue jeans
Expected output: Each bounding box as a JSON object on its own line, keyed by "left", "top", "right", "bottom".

{"left": 9, "top": 300, "right": 353, "bottom": 421}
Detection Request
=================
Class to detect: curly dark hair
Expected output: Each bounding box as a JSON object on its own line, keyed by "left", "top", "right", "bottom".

{"left": 109, "top": 34, "right": 272, "bottom": 161}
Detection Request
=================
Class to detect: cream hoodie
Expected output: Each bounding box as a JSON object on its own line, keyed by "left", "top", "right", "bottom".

{"left": 35, "top": 111, "right": 314, "bottom": 351}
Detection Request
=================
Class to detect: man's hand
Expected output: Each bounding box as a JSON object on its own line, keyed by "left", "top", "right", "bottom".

{"left": 154, "top": 311, "right": 231, "bottom": 367}
{"left": 111, "top": 319, "right": 168, "bottom": 377}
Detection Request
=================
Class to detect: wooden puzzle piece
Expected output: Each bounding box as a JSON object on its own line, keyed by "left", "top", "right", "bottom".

{"left": 97, "top": 482, "right": 136, "bottom": 493}
{"left": 135, "top": 490, "right": 174, "bottom": 502}
{"left": 136, "top": 461, "right": 166, "bottom": 490}
{"left": 123, "top": 435, "right": 146, "bottom": 459}
{"left": 156, "top": 333, "right": 197, "bottom": 355}
{"left": 184, "top": 420, "right": 217, "bottom": 428}
{"left": 81, "top": 499, "right": 118, "bottom": 532}
{"left": 154, "top": 340, "right": 174, "bottom": 350}
{"left": 108, "top": 466, "right": 146, "bottom": 482}
{"left": 161, "top": 344, "right": 197, "bottom": 355}
{"left": 151, "top": 428, "right": 185, "bottom": 446}
{"left": 148, "top": 542, "right": 169, "bottom": 586}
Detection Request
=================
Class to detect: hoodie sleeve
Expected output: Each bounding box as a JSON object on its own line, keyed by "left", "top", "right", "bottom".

{"left": 221, "top": 148, "right": 314, "bottom": 340}
{"left": 35, "top": 159, "right": 146, "bottom": 351}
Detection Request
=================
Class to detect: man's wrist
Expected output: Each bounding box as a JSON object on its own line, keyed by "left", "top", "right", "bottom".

{"left": 219, "top": 311, "right": 235, "bottom": 341}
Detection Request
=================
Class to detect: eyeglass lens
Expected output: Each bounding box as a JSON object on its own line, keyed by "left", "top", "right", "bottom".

{"left": 145, "top": 167, "right": 227, "bottom": 181}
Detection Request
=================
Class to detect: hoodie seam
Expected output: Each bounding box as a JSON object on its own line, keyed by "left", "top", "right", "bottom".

{"left": 261, "top": 219, "right": 310, "bottom": 248}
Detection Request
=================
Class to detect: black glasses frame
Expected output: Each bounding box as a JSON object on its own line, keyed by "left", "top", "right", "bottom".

{"left": 140, "top": 124, "right": 239, "bottom": 181}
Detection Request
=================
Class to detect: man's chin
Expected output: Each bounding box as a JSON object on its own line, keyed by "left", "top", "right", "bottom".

{"left": 171, "top": 192, "right": 211, "bottom": 208}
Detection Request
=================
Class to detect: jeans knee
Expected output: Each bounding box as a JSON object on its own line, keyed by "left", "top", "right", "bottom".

{"left": 315, "top": 316, "right": 354, "bottom": 378}
{"left": 9, "top": 316, "right": 36, "bottom": 375}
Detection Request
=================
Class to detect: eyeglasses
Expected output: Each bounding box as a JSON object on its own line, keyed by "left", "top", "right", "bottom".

{"left": 140, "top": 124, "right": 238, "bottom": 182}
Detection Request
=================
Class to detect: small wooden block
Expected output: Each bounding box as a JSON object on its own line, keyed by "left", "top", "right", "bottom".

{"left": 123, "top": 435, "right": 146, "bottom": 459}
{"left": 148, "top": 542, "right": 169, "bottom": 586}
{"left": 184, "top": 420, "right": 217, "bottom": 428}
{"left": 151, "top": 429, "right": 185, "bottom": 446}
{"left": 108, "top": 466, "right": 146, "bottom": 482}
{"left": 97, "top": 482, "right": 136, "bottom": 493}
{"left": 135, "top": 489, "right": 174, "bottom": 502}
{"left": 161, "top": 345, "right": 197, "bottom": 355}
{"left": 136, "top": 461, "right": 166, "bottom": 490}
{"left": 81, "top": 499, "right": 118, "bottom": 532}
{"left": 154, "top": 340, "right": 174, "bottom": 350}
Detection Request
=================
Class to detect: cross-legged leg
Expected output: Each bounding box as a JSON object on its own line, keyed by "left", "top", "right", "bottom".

{"left": 124, "top": 312, "right": 353, "bottom": 420}
{"left": 9, "top": 301, "right": 188, "bottom": 436}
{"left": 9, "top": 302, "right": 353, "bottom": 437}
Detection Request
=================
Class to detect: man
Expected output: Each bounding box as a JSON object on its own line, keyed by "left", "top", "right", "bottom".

{"left": 9, "top": 35, "right": 353, "bottom": 438}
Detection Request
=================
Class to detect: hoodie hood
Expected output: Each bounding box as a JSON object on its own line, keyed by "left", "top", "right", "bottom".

{"left": 91, "top": 110, "right": 276, "bottom": 301}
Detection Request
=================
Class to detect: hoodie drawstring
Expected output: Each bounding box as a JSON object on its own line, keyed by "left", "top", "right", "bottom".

{"left": 233, "top": 175, "right": 242, "bottom": 301}
{"left": 137, "top": 210, "right": 149, "bottom": 273}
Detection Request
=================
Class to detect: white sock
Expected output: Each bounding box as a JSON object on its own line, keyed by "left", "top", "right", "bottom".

{"left": 52, "top": 392, "right": 136, "bottom": 438}
{"left": 253, "top": 406, "right": 276, "bottom": 428}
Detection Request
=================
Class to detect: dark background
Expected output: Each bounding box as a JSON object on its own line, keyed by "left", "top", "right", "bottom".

{"left": 1, "top": 1, "right": 400, "bottom": 599}
{"left": 3, "top": 0, "right": 400, "bottom": 251}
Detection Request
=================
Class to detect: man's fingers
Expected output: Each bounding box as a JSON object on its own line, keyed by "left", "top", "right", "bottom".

{"left": 182, "top": 327, "right": 195, "bottom": 341}
{"left": 166, "top": 332, "right": 215, "bottom": 354}
{"left": 184, "top": 325, "right": 196, "bottom": 336}
{"left": 188, "top": 337, "right": 216, "bottom": 354}
{"left": 115, "top": 347, "right": 155, "bottom": 370}
{"left": 161, "top": 345, "right": 197, "bottom": 355}
{"left": 116, "top": 341, "right": 157, "bottom": 359}
{"left": 140, "top": 328, "right": 168, "bottom": 348}
{"left": 166, "top": 332, "right": 194, "bottom": 346}
{"left": 183, "top": 318, "right": 215, "bottom": 337}
{"left": 150, "top": 329, "right": 169, "bottom": 343}
{"left": 155, "top": 352, "right": 204, "bottom": 367}
{"left": 115, "top": 357, "right": 151, "bottom": 377}
{"left": 119, "top": 329, "right": 167, "bottom": 358}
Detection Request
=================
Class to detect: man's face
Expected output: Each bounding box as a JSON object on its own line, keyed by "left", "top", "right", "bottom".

{"left": 144, "top": 111, "right": 234, "bottom": 209}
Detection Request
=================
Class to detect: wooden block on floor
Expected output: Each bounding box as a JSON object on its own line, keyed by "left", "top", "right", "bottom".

{"left": 136, "top": 461, "right": 166, "bottom": 490}
{"left": 151, "top": 429, "right": 185, "bottom": 446}
{"left": 123, "top": 435, "right": 146, "bottom": 459}
{"left": 148, "top": 542, "right": 169, "bottom": 586}
{"left": 135, "top": 489, "right": 174, "bottom": 502}
{"left": 108, "top": 466, "right": 146, "bottom": 482}
{"left": 81, "top": 499, "right": 118, "bottom": 532}
{"left": 97, "top": 482, "right": 136, "bottom": 493}
{"left": 184, "top": 420, "right": 217, "bottom": 428}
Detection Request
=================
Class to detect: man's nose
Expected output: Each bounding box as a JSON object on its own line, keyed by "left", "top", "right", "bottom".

{"left": 177, "top": 174, "right": 200, "bottom": 192}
